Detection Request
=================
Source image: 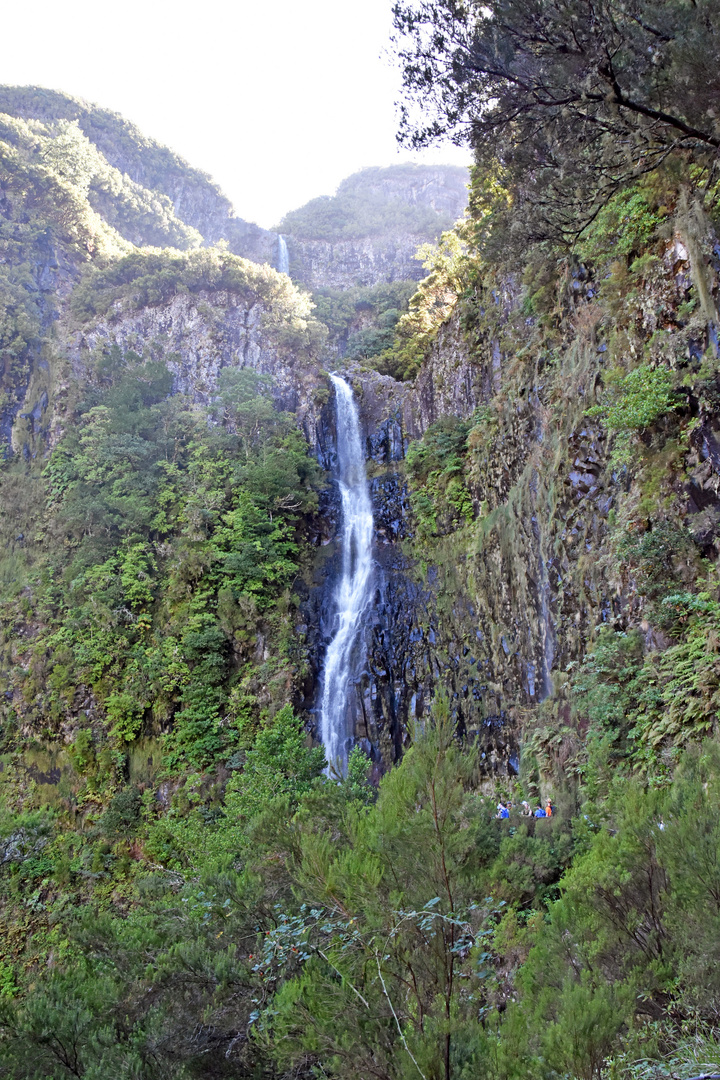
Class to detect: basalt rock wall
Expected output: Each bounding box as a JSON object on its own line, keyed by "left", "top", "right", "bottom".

{"left": 44, "top": 281, "right": 527, "bottom": 778}
{"left": 325, "top": 226, "right": 720, "bottom": 782}
{"left": 292, "top": 316, "right": 524, "bottom": 777}
{"left": 297, "top": 219, "right": 720, "bottom": 779}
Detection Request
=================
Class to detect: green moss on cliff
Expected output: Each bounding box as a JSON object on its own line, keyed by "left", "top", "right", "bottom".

{"left": 401, "top": 156, "right": 720, "bottom": 771}
{"left": 0, "top": 354, "right": 323, "bottom": 771}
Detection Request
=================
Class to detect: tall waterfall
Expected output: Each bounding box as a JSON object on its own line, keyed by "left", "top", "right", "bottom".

{"left": 320, "top": 375, "right": 375, "bottom": 774}
{"left": 277, "top": 235, "right": 290, "bottom": 276}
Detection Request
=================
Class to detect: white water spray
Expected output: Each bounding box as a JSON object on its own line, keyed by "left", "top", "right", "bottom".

{"left": 277, "top": 235, "right": 289, "bottom": 276}
{"left": 320, "top": 375, "right": 374, "bottom": 774}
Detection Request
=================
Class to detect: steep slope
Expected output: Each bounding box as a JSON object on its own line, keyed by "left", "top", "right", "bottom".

{"left": 0, "top": 111, "right": 132, "bottom": 455}
{"left": 336, "top": 173, "right": 720, "bottom": 779}
{"left": 0, "top": 89, "right": 468, "bottom": 288}
{"left": 5, "top": 84, "right": 720, "bottom": 786}
{"left": 2, "top": 57, "right": 720, "bottom": 1076}
{"left": 0, "top": 89, "right": 468, "bottom": 468}
{"left": 0, "top": 94, "right": 471, "bottom": 783}
{"left": 0, "top": 87, "right": 248, "bottom": 244}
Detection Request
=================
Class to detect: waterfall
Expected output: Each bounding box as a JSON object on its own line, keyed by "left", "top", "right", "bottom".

{"left": 277, "top": 235, "right": 290, "bottom": 276}
{"left": 320, "top": 375, "right": 375, "bottom": 774}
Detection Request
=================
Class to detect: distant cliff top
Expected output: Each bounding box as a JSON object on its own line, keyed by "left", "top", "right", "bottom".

{"left": 275, "top": 164, "right": 469, "bottom": 242}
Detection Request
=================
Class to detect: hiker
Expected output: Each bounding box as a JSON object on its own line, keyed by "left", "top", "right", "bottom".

{"left": 545, "top": 800, "right": 553, "bottom": 818}
{"left": 520, "top": 800, "right": 532, "bottom": 816}
{"left": 534, "top": 805, "right": 546, "bottom": 818}
{"left": 496, "top": 802, "right": 509, "bottom": 819}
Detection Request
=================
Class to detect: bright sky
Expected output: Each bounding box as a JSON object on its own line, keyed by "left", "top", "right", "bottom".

{"left": 2, "top": 0, "right": 470, "bottom": 228}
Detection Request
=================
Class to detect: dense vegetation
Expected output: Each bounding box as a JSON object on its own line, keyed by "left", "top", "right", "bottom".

{"left": 2, "top": 3, "right": 720, "bottom": 1073}
{"left": 312, "top": 280, "right": 417, "bottom": 362}
{"left": 1, "top": 695, "right": 720, "bottom": 1079}
{"left": 393, "top": 0, "right": 720, "bottom": 247}
{"left": 1, "top": 352, "right": 322, "bottom": 761}
{"left": 0, "top": 109, "right": 202, "bottom": 253}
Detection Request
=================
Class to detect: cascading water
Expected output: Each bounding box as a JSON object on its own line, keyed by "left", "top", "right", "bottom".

{"left": 319, "top": 375, "right": 375, "bottom": 774}
{"left": 277, "top": 235, "right": 290, "bottom": 276}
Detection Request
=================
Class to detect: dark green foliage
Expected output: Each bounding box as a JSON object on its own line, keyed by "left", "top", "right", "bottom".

{"left": 615, "top": 522, "right": 695, "bottom": 599}
{"left": 573, "top": 627, "right": 646, "bottom": 749}
{"left": 342, "top": 744, "right": 374, "bottom": 805}
{"left": 572, "top": 594, "right": 720, "bottom": 770}
{"left": 406, "top": 415, "right": 473, "bottom": 537}
{"left": 224, "top": 704, "right": 326, "bottom": 822}
{"left": 100, "top": 786, "right": 141, "bottom": 838}
{"left": 312, "top": 281, "right": 416, "bottom": 362}
{"left": 489, "top": 818, "right": 575, "bottom": 908}
{"left": 1, "top": 351, "right": 323, "bottom": 768}
{"left": 260, "top": 696, "right": 505, "bottom": 1080}
{"left": 393, "top": 0, "right": 720, "bottom": 246}
{"left": 3, "top": 700, "right": 719, "bottom": 1079}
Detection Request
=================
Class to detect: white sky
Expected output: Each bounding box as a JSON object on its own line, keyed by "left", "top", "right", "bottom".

{"left": 2, "top": 0, "right": 470, "bottom": 228}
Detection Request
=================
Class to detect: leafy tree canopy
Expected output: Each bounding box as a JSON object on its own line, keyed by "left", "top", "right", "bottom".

{"left": 392, "top": 0, "right": 720, "bottom": 243}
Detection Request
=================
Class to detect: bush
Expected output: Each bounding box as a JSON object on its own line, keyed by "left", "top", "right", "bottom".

{"left": 405, "top": 415, "right": 473, "bottom": 537}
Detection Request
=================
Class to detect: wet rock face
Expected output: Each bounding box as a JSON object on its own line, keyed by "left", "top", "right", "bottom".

{"left": 4, "top": 234, "right": 79, "bottom": 459}
{"left": 371, "top": 472, "right": 411, "bottom": 545}
{"left": 298, "top": 343, "right": 521, "bottom": 778}
{"left": 684, "top": 420, "right": 720, "bottom": 555}
{"left": 301, "top": 489, "right": 521, "bottom": 776}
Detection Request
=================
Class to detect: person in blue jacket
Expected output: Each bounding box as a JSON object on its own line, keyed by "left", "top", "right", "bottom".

{"left": 534, "top": 805, "right": 546, "bottom": 818}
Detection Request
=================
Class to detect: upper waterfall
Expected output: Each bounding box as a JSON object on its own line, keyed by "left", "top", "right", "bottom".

{"left": 319, "top": 375, "right": 375, "bottom": 774}
{"left": 277, "top": 235, "right": 290, "bottom": 275}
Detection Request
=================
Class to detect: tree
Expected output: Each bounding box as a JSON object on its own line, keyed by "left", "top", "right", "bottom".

{"left": 261, "top": 694, "right": 503, "bottom": 1080}
{"left": 392, "top": 0, "right": 720, "bottom": 244}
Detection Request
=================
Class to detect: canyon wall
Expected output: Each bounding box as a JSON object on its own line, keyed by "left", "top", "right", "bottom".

{"left": 6, "top": 88, "right": 720, "bottom": 788}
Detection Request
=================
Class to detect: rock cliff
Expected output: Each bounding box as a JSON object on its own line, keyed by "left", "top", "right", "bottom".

{"left": 283, "top": 232, "right": 431, "bottom": 290}
{"left": 6, "top": 88, "right": 718, "bottom": 788}
{"left": 0, "top": 92, "right": 467, "bottom": 466}
{"left": 278, "top": 164, "right": 469, "bottom": 289}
